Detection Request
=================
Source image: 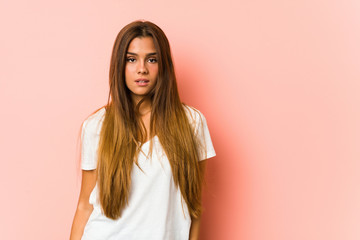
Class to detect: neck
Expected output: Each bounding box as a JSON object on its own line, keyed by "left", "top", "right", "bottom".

{"left": 133, "top": 96, "right": 152, "bottom": 116}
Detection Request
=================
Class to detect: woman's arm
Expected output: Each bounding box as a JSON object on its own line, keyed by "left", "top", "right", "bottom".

{"left": 69, "top": 170, "right": 97, "bottom": 240}
{"left": 189, "top": 160, "right": 207, "bottom": 240}
{"left": 189, "top": 215, "right": 202, "bottom": 240}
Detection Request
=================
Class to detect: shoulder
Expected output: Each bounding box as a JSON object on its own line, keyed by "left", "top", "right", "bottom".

{"left": 182, "top": 103, "right": 206, "bottom": 127}
{"left": 82, "top": 106, "right": 107, "bottom": 135}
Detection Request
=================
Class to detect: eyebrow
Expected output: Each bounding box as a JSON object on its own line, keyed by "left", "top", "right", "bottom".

{"left": 126, "top": 52, "right": 157, "bottom": 56}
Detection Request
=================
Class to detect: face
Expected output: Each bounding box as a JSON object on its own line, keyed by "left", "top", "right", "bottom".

{"left": 125, "top": 37, "right": 159, "bottom": 103}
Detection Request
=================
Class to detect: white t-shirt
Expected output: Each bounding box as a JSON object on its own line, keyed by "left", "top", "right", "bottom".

{"left": 80, "top": 104, "right": 216, "bottom": 240}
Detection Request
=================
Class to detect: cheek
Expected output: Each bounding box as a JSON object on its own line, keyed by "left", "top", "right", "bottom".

{"left": 125, "top": 65, "right": 132, "bottom": 75}
{"left": 125, "top": 65, "right": 134, "bottom": 80}
{"left": 124, "top": 69, "right": 132, "bottom": 87}
{"left": 152, "top": 65, "right": 159, "bottom": 76}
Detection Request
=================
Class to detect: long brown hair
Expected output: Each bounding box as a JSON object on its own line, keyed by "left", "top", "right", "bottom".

{"left": 94, "top": 20, "right": 205, "bottom": 220}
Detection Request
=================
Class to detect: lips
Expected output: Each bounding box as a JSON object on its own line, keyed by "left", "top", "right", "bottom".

{"left": 135, "top": 78, "right": 150, "bottom": 83}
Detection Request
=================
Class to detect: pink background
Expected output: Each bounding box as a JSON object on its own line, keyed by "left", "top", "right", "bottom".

{"left": 1, "top": 0, "right": 360, "bottom": 239}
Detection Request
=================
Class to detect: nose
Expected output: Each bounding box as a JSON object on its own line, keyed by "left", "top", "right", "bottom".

{"left": 137, "top": 60, "right": 148, "bottom": 75}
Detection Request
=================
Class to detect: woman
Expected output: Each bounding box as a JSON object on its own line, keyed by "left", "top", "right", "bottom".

{"left": 70, "top": 20, "right": 216, "bottom": 240}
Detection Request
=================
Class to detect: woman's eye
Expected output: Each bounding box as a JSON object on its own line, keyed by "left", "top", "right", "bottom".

{"left": 148, "top": 58, "right": 157, "bottom": 63}
{"left": 126, "top": 57, "right": 136, "bottom": 62}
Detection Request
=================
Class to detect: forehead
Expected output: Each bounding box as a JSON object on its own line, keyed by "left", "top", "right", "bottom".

{"left": 127, "top": 37, "right": 157, "bottom": 53}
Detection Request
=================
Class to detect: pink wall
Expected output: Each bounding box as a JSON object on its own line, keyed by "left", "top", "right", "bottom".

{"left": 1, "top": 0, "right": 360, "bottom": 239}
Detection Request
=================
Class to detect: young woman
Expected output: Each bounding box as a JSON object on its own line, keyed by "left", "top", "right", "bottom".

{"left": 70, "top": 20, "right": 216, "bottom": 240}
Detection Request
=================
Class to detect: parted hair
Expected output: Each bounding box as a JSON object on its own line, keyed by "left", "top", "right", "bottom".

{"left": 86, "top": 20, "right": 206, "bottom": 220}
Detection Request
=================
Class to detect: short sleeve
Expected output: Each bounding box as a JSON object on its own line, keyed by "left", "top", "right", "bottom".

{"left": 80, "top": 108, "right": 105, "bottom": 170}
{"left": 184, "top": 105, "right": 216, "bottom": 161}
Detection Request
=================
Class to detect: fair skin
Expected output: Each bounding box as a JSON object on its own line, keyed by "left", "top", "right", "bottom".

{"left": 70, "top": 36, "right": 205, "bottom": 239}
{"left": 69, "top": 169, "right": 96, "bottom": 240}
